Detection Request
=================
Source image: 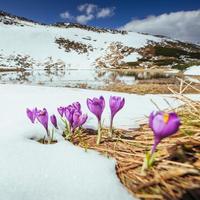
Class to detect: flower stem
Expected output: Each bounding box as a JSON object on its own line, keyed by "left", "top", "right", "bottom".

{"left": 151, "top": 138, "right": 160, "bottom": 156}
{"left": 151, "top": 142, "right": 157, "bottom": 156}
{"left": 65, "top": 122, "right": 72, "bottom": 140}
{"left": 46, "top": 129, "right": 51, "bottom": 144}
{"left": 96, "top": 121, "right": 102, "bottom": 145}
{"left": 141, "top": 151, "right": 152, "bottom": 174}
{"left": 108, "top": 117, "right": 113, "bottom": 138}
{"left": 141, "top": 139, "right": 159, "bottom": 173}
{"left": 51, "top": 129, "right": 54, "bottom": 142}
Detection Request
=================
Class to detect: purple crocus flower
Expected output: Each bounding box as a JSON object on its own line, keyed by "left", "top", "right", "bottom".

{"left": 26, "top": 107, "right": 38, "bottom": 123}
{"left": 65, "top": 105, "right": 77, "bottom": 127}
{"left": 149, "top": 111, "right": 181, "bottom": 154}
{"left": 61, "top": 102, "right": 81, "bottom": 122}
{"left": 50, "top": 114, "right": 58, "bottom": 129}
{"left": 64, "top": 102, "right": 87, "bottom": 133}
{"left": 87, "top": 96, "right": 105, "bottom": 122}
{"left": 71, "top": 111, "right": 88, "bottom": 132}
{"left": 37, "top": 108, "right": 49, "bottom": 133}
{"left": 26, "top": 107, "right": 59, "bottom": 144}
{"left": 87, "top": 96, "right": 105, "bottom": 145}
{"left": 109, "top": 96, "right": 125, "bottom": 137}
{"left": 57, "top": 106, "right": 66, "bottom": 117}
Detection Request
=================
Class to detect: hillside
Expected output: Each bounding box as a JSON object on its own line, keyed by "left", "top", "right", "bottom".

{"left": 1, "top": 10, "right": 199, "bottom": 71}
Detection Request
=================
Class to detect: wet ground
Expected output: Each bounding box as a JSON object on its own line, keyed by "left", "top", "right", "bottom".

{"left": 0, "top": 67, "right": 199, "bottom": 93}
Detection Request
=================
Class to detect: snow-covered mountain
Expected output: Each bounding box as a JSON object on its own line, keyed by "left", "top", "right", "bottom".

{"left": 0, "top": 11, "right": 154, "bottom": 70}
{"left": 1, "top": 10, "right": 199, "bottom": 72}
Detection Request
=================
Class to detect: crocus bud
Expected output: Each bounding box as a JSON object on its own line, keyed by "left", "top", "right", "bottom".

{"left": 109, "top": 96, "right": 125, "bottom": 119}
{"left": 26, "top": 107, "right": 38, "bottom": 123}
{"left": 87, "top": 96, "right": 105, "bottom": 122}
{"left": 109, "top": 96, "right": 125, "bottom": 137}
{"left": 87, "top": 96, "right": 105, "bottom": 145}
{"left": 50, "top": 114, "right": 58, "bottom": 129}
{"left": 149, "top": 111, "right": 181, "bottom": 154}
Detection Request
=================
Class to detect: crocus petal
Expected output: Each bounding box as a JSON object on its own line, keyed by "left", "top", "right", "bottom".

{"left": 78, "top": 114, "right": 88, "bottom": 127}
{"left": 87, "top": 98, "right": 93, "bottom": 112}
{"left": 50, "top": 114, "right": 58, "bottom": 129}
{"left": 149, "top": 111, "right": 163, "bottom": 129}
{"left": 26, "top": 108, "right": 34, "bottom": 123}
{"left": 26, "top": 107, "right": 38, "bottom": 123}
{"left": 72, "top": 102, "right": 81, "bottom": 112}
{"left": 57, "top": 106, "right": 66, "bottom": 117}
{"left": 149, "top": 112, "right": 155, "bottom": 129}
{"left": 99, "top": 96, "right": 105, "bottom": 110}
{"left": 152, "top": 113, "right": 166, "bottom": 138}
{"left": 65, "top": 107, "right": 74, "bottom": 126}
{"left": 160, "top": 113, "right": 181, "bottom": 138}
{"left": 37, "top": 108, "right": 49, "bottom": 131}
{"left": 72, "top": 111, "right": 81, "bottom": 129}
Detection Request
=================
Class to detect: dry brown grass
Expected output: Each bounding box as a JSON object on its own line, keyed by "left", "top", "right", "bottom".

{"left": 71, "top": 80, "right": 200, "bottom": 200}
{"left": 101, "top": 69, "right": 200, "bottom": 94}
{"left": 103, "top": 82, "right": 200, "bottom": 94}
{"left": 0, "top": 67, "right": 25, "bottom": 72}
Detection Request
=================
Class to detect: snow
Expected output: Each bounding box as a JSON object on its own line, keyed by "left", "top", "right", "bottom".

{"left": 1, "top": 84, "right": 200, "bottom": 200}
{"left": 0, "top": 84, "right": 189, "bottom": 131}
{"left": 0, "top": 84, "right": 138, "bottom": 200}
{"left": 121, "top": 52, "right": 142, "bottom": 63}
{"left": 0, "top": 140, "right": 136, "bottom": 200}
{"left": 184, "top": 65, "right": 200, "bottom": 76}
{"left": 116, "top": 75, "right": 135, "bottom": 85}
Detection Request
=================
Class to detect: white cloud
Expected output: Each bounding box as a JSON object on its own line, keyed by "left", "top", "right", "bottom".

{"left": 60, "top": 4, "right": 115, "bottom": 24}
{"left": 97, "top": 7, "right": 115, "bottom": 18}
{"left": 60, "top": 11, "right": 72, "bottom": 20}
{"left": 78, "top": 3, "right": 97, "bottom": 15}
{"left": 76, "top": 14, "right": 94, "bottom": 24}
{"left": 121, "top": 10, "right": 200, "bottom": 43}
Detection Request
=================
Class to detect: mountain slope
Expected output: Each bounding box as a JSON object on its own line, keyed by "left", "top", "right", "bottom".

{"left": 0, "top": 11, "right": 200, "bottom": 71}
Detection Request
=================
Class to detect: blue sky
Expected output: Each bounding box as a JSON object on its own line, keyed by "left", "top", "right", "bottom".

{"left": 0, "top": 0, "right": 200, "bottom": 43}
{"left": 0, "top": 0, "right": 199, "bottom": 28}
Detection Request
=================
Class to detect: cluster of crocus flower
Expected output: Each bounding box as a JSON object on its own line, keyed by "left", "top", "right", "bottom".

{"left": 142, "top": 111, "right": 181, "bottom": 171}
{"left": 58, "top": 102, "right": 88, "bottom": 136}
{"left": 27, "top": 99, "right": 180, "bottom": 172}
{"left": 87, "top": 95, "right": 125, "bottom": 145}
{"left": 26, "top": 107, "right": 58, "bottom": 144}
{"left": 26, "top": 95, "right": 125, "bottom": 145}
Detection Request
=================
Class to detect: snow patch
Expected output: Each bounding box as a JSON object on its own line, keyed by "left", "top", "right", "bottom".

{"left": 184, "top": 65, "right": 200, "bottom": 76}
{"left": 122, "top": 52, "right": 142, "bottom": 63}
